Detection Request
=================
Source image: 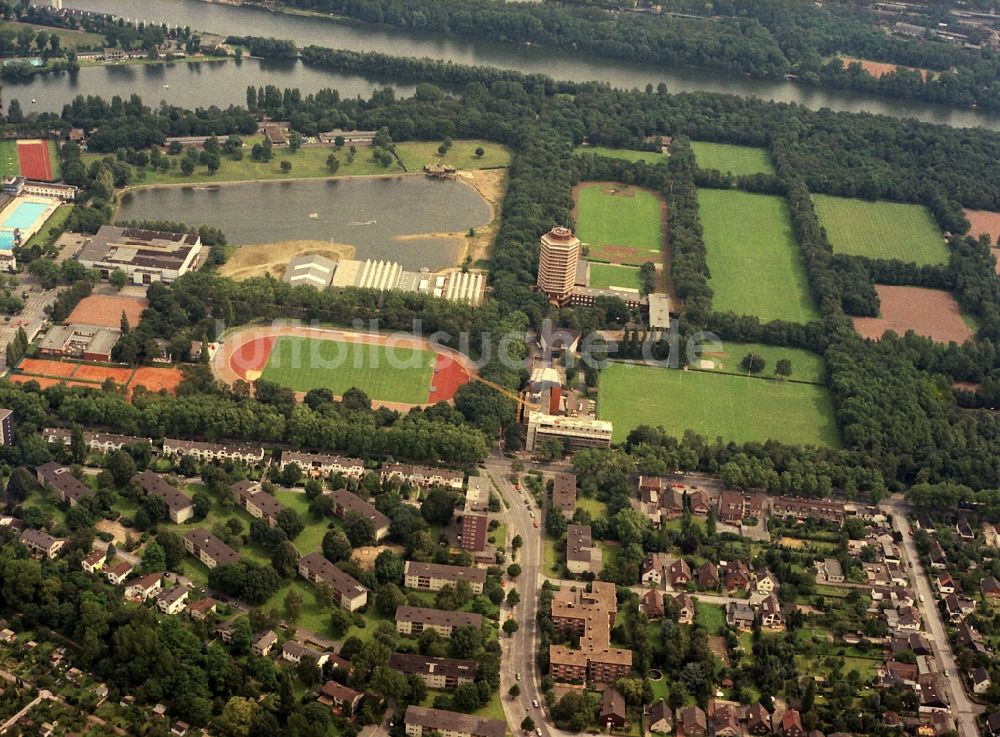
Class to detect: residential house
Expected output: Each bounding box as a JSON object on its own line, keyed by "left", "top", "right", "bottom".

{"left": 231, "top": 480, "right": 286, "bottom": 528}
{"left": 758, "top": 594, "right": 784, "bottom": 629}
{"left": 566, "top": 524, "right": 601, "bottom": 576}
{"left": 280, "top": 451, "right": 365, "bottom": 479}
{"left": 387, "top": 652, "right": 478, "bottom": 689}
{"left": 19, "top": 528, "right": 66, "bottom": 559}
{"left": 770, "top": 497, "right": 845, "bottom": 525}
{"left": 972, "top": 667, "right": 992, "bottom": 694}
{"left": 381, "top": 464, "right": 464, "bottom": 490}
{"left": 675, "top": 592, "right": 694, "bottom": 625}
{"left": 281, "top": 641, "right": 329, "bottom": 668}
{"left": 163, "top": 438, "right": 265, "bottom": 466}
{"left": 726, "top": 602, "right": 755, "bottom": 631}
{"left": 820, "top": 558, "right": 844, "bottom": 583}
{"left": 81, "top": 550, "right": 106, "bottom": 573}
{"left": 937, "top": 572, "right": 956, "bottom": 594}
{"left": 395, "top": 606, "right": 483, "bottom": 638}
{"left": 670, "top": 558, "right": 692, "bottom": 587}
{"left": 928, "top": 540, "right": 947, "bottom": 569}
{"left": 298, "top": 552, "right": 369, "bottom": 611}
{"left": 329, "top": 489, "right": 391, "bottom": 541}
{"left": 688, "top": 490, "right": 710, "bottom": 516}
{"left": 717, "top": 489, "right": 748, "bottom": 524}
{"left": 646, "top": 700, "right": 673, "bottom": 734}
{"left": 135, "top": 470, "right": 194, "bottom": 524}
{"left": 403, "top": 705, "right": 506, "bottom": 737}
{"left": 36, "top": 462, "right": 93, "bottom": 506}
{"left": 548, "top": 582, "right": 631, "bottom": 683}
{"left": 711, "top": 703, "right": 740, "bottom": 737}
{"left": 956, "top": 519, "right": 975, "bottom": 541}
{"left": 252, "top": 630, "right": 277, "bottom": 657}
{"left": 187, "top": 598, "right": 218, "bottom": 621}
{"left": 317, "top": 680, "right": 364, "bottom": 716}
{"left": 104, "top": 560, "right": 134, "bottom": 585}
{"left": 955, "top": 622, "right": 989, "bottom": 654}
{"left": 677, "top": 705, "right": 708, "bottom": 737}
{"left": 780, "top": 709, "right": 805, "bottom": 737}
{"left": 745, "top": 703, "right": 772, "bottom": 736}
{"left": 598, "top": 688, "right": 627, "bottom": 730}
{"left": 124, "top": 572, "right": 162, "bottom": 602}
{"left": 641, "top": 589, "right": 665, "bottom": 619}
{"left": 183, "top": 528, "right": 240, "bottom": 569}
{"left": 982, "top": 575, "right": 1000, "bottom": 599}
{"left": 403, "top": 560, "right": 486, "bottom": 595}
{"left": 755, "top": 570, "right": 779, "bottom": 596}
{"left": 985, "top": 712, "right": 1000, "bottom": 737}
{"left": 641, "top": 553, "right": 670, "bottom": 587}
{"left": 698, "top": 561, "right": 720, "bottom": 590}
{"left": 723, "top": 560, "right": 751, "bottom": 593}
{"left": 156, "top": 586, "right": 188, "bottom": 615}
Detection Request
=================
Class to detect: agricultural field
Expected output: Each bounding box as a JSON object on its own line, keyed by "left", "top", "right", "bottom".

{"left": 260, "top": 335, "right": 436, "bottom": 404}
{"left": 852, "top": 284, "right": 975, "bottom": 344}
{"left": 694, "top": 341, "right": 826, "bottom": 384}
{"left": 598, "top": 362, "right": 840, "bottom": 446}
{"left": 690, "top": 141, "right": 774, "bottom": 176}
{"left": 812, "top": 194, "right": 947, "bottom": 265}
{"left": 573, "top": 146, "right": 667, "bottom": 164}
{"left": 697, "top": 189, "right": 819, "bottom": 323}
{"left": 574, "top": 183, "right": 664, "bottom": 265}
{"left": 588, "top": 262, "right": 643, "bottom": 290}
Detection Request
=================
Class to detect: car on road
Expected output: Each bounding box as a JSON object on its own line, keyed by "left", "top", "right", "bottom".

{"left": 532, "top": 699, "right": 539, "bottom": 708}
{"left": 535, "top": 730, "right": 542, "bottom": 736}
{"left": 529, "top": 511, "right": 534, "bottom": 518}
{"left": 516, "top": 673, "right": 521, "bottom": 681}
{"left": 533, "top": 521, "right": 538, "bottom": 528}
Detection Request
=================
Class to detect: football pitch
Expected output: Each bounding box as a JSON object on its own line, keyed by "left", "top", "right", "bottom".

{"left": 698, "top": 189, "right": 819, "bottom": 323}
{"left": 588, "top": 263, "right": 643, "bottom": 290}
{"left": 260, "top": 336, "right": 435, "bottom": 404}
{"left": 812, "top": 194, "right": 947, "bottom": 265}
{"left": 598, "top": 363, "right": 840, "bottom": 447}
{"left": 0, "top": 141, "right": 19, "bottom": 178}
{"left": 690, "top": 141, "right": 775, "bottom": 176}
{"left": 575, "top": 183, "right": 664, "bottom": 265}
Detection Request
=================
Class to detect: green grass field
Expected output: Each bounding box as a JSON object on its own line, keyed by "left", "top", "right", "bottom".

{"left": 575, "top": 183, "right": 663, "bottom": 265}
{"left": 46, "top": 139, "right": 61, "bottom": 181}
{"left": 694, "top": 341, "right": 826, "bottom": 384}
{"left": 86, "top": 139, "right": 508, "bottom": 187}
{"left": 0, "top": 22, "right": 105, "bottom": 50}
{"left": 588, "top": 262, "right": 643, "bottom": 290}
{"left": 697, "top": 189, "right": 819, "bottom": 323}
{"left": 573, "top": 146, "right": 667, "bottom": 164}
{"left": 598, "top": 362, "right": 839, "bottom": 446}
{"left": 23, "top": 204, "right": 72, "bottom": 251}
{"left": 690, "top": 141, "right": 774, "bottom": 176}
{"left": 0, "top": 141, "right": 19, "bottom": 178}
{"left": 812, "top": 194, "right": 947, "bottom": 265}
{"left": 260, "top": 336, "right": 435, "bottom": 404}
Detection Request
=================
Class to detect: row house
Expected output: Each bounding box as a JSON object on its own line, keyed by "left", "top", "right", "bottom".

{"left": 36, "top": 462, "right": 93, "bottom": 507}
{"left": 716, "top": 490, "right": 766, "bottom": 525}
{"left": 404, "top": 560, "right": 486, "bottom": 595}
{"left": 329, "top": 489, "right": 390, "bottom": 541}
{"left": 297, "top": 552, "right": 368, "bottom": 611}
{"left": 770, "top": 496, "right": 845, "bottom": 525}
{"left": 231, "top": 480, "right": 286, "bottom": 528}
{"left": 388, "top": 652, "right": 478, "bottom": 690}
{"left": 395, "top": 606, "right": 483, "bottom": 638}
{"left": 381, "top": 463, "right": 464, "bottom": 490}
{"left": 403, "top": 705, "right": 506, "bottom": 737}
{"left": 43, "top": 427, "right": 152, "bottom": 454}
{"left": 183, "top": 528, "right": 241, "bottom": 569}
{"left": 135, "top": 470, "right": 194, "bottom": 524}
{"left": 163, "top": 438, "right": 265, "bottom": 466}
{"left": 279, "top": 451, "right": 365, "bottom": 479}
{"left": 281, "top": 640, "right": 330, "bottom": 668}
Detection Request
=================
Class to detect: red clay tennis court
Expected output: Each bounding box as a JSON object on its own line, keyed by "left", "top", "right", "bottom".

{"left": 17, "top": 140, "right": 53, "bottom": 181}
{"left": 73, "top": 364, "right": 133, "bottom": 384}
{"left": 130, "top": 367, "right": 184, "bottom": 394}
{"left": 17, "top": 358, "right": 79, "bottom": 378}
{"left": 68, "top": 295, "right": 149, "bottom": 330}
{"left": 9, "top": 375, "right": 94, "bottom": 390}
{"left": 12, "top": 358, "right": 183, "bottom": 396}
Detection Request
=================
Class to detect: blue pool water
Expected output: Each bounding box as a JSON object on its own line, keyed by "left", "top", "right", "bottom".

{"left": 0, "top": 232, "right": 15, "bottom": 251}
{"left": 2, "top": 201, "right": 48, "bottom": 230}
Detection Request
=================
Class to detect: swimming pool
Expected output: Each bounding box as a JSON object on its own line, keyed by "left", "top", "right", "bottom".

{"left": 2, "top": 201, "right": 49, "bottom": 230}
{"left": 0, "top": 232, "right": 15, "bottom": 251}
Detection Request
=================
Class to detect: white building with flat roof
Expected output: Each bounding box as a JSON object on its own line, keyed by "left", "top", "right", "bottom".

{"left": 525, "top": 411, "right": 613, "bottom": 452}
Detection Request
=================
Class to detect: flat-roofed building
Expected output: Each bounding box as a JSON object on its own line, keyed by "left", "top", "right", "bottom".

{"left": 552, "top": 472, "right": 577, "bottom": 517}
{"left": 163, "top": 438, "right": 265, "bottom": 466}
{"left": 381, "top": 464, "right": 464, "bottom": 490}
{"left": 20, "top": 528, "right": 66, "bottom": 559}
{"left": 549, "top": 581, "right": 631, "bottom": 683}
{"left": 404, "top": 706, "right": 506, "bottom": 737}
{"left": 283, "top": 254, "right": 338, "bottom": 289}
{"left": 78, "top": 226, "right": 203, "bottom": 285}
{"left": 525, "top": 411, "right": 613, "bottom": 453}
{"left": 460, "top": 513, "right": 489, "bottom": 553}
{"left": 0, "top": 408, "right": 12, "bottom": 446}
{"left": 38, "top": 324, "right": 119, "bottom": 362}
{"left": 648, "top": 292, "right": 671, "bottom": 330}
{"left": 404, "top": 560, "right": 486, "bottom": 595}
{"left": 183, "top": 528, "right": 240, "bottom": 569}
{"left": 388, "top": 653, "right": 478, "bottom": 690}
{"left": 36, "top": 462, "right": 93, "bottom": 506}
{"left": 329, "top": 489, "right": 390, "bottom": 541}
{"left": 230, "top": 480, "right": 286, "bottom": 528}
{"left": 297, "top": 552, "right": 368, "bottom": 611}
{"left": 537, "top": 226, "right": 580, "bottom": 305}
{"left": 280, "top": 451, "right": 365, "bottom": 478}
{"left": 395, "top": 606, "right": 483, "bottom": 638}
{"left": 135, "top": 470, "right": 193, "bottom": 524}
{"left": 567, "top": 524, "right": 601, "bottom": 576}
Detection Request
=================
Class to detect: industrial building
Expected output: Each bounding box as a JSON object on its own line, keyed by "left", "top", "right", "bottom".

{"left": 283, "top": 253, "right": 338, "bottom": 289}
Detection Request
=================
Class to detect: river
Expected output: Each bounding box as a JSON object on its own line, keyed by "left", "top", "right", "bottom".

{"left": 36, "top": 0, "right": 1000, "bottom": 130}
{"left": 116, "top": 176, "right": 493, "bottom": 271}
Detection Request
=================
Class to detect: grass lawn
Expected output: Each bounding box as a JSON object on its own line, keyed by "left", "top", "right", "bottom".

{"left": 260, "top": 335, "right": 435, "bottom": 405}
{"left": 690, "top": 141, "right": 774, "bottom": 176}
{"left": 573, "top": 146, "right": 667, "bottom": 165}
{"left": 23, "top": 204, "right": 73, "bottom": 250}
{"left": 491, "top": 522, "right": 507, "bottom": 552}
{"left": 0, "top": 22, "right": 105, "bottom": 50}
{"left": 543, "top": 536, "right": 562, "bottom": 575}
{"left": 272, "top": 490, "right": 331, "bottom": 555}
{"left": 576, "top": 496, "right": 608, "bottom": 519}
{"left": 588, "top": 262, "right": 643, "bottom": 289}
{"left": 812, "top": 194, "right": 947, "bottom": 265}
{"left": 598, "top": 362, "right": 840, "bottom": 446}
{"left": 575, "top": 182, "right": 664, "bottom": 265}
{"left": 471, "top": 690, "right": 507, "bottom": 722}
{"left": 695, "top": 601, "right": 726, "bottom": 633}
{"left": 0, "top": 141, "right": 18, "bottom": 178}
{"left": 46, "top": 139, "right": 61, "bottom": 181}
{"left": 394, "top": 139, "right": 511, "bottom": 171}
{"left": 698, "top": 189, "right": 820, "bottom": 323}
{"left": 694, "top": 341, "right": 826, "bottom": 384}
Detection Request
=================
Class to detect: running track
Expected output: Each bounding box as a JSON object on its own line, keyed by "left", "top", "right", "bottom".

{"left": 17, "top": 141, "right": 53, "bottom": 181}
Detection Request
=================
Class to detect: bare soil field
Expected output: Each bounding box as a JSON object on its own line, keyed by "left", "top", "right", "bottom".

{"left": 852, "top": 285, "right": 974, "bottom": 344}
{"left": 840, "top": 57, "right": 930, "bottom": 80}
{"left": 218, "top": 240, "right": 356, "bottom": 281}
{"left": 68, "top": 294, "right": 148, "bottom": 329}
{"left": 963, "top": 208, "right": 1000, "bottom": 274}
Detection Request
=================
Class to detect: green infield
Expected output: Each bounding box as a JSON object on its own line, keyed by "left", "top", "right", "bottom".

{"left": 697, "top": 189, "right": 819, "bottom": 323}
{"left": 812, "top": 194, "right": 947, "bottom": 265}
{"left": 46, "top": 139, "right": 61, "bottom": 181}
{"left": 261, "top": 336, "right": 435, "bottom": 404}
{"left": 575, "top": 183, "right": 664, "bottom": 265}
{"left": 693, "top": 341, "right": 826, "bottom": 384}
{"left": 690, "top": 141, "right": 775, "bottom": 176}
{"left": 588, "top": 262, "right": 643, "bottom": 290}
{"left": 573, "top": 146, "right": 667, "bottom": 164}
{"left": 0, "top": 141, "right": 18, "bottom": 178}
{"left": 598, "top": 362, "right": 839, "bottom": 447}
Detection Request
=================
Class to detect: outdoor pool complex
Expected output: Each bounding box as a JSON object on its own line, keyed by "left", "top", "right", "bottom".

{"left": 0, "top": 197, "right": 59, "bottom": 251}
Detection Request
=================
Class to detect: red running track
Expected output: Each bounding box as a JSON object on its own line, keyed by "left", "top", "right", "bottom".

{"left": 229, "top": 336, "right": 276, "bottom": 379}
{"left": 17, "top": 141, "right": 52, "bottom": 181}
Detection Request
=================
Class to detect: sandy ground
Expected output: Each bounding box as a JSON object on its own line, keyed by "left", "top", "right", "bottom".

{"left": 459, "top": 168, "right": 507, "bottom": 263}
{"left": 840, "top": 57, "right": 931, "bottom": 80}
{"left": 218, "top": 240, "right": 357, "bottom": 281}
{"left": 96, "top": 519, "right": 131, "bottom": 545}
{"left": 351, "top": 543, "right": 405, "bottom": 570}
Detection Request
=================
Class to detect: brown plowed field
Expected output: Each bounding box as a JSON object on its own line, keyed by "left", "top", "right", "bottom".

{"left": 963, "top": 208, "right": 1000, "bottom": 274}
{"left": 852, "top": 285, "right": 974, "bottom": 344}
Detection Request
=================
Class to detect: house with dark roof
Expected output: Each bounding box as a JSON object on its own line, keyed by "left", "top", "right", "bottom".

{"left": 20, "top": 528, "right": 66, "bottom": 559}
{"left": 780, "top": 709, "right": 804, "bottom": 737}
{"left": 318, "top": 680, "right": 364, "bottom": 716}
{"left": 712, "top": 703, "right": 740, "bottom": 737}
{"left": 36, "top": 462, "right": 93, "bottom": 507}
{"left": 298, "top": 552, "right": 368, "bottom": 611}
{"left": 674, "top": 592, "right": 695, "bottom": 625}
{"left": 552, "top": 472, "right": 577, "bottom": 517}
{"left": 135, "top": 470, "right": 193, "bottom": 524}
{"left": 678, "top": 705, "right": 707, "bottom": 737}
{"left": 698, "top": 561, "right": 720, "bottom": 590}
{"left": 641, "top": 589, "right": 664, "bottom": 619}
{"left": 183, "top": 528, "right": 240, "bottom": 569}
{"left": 598, "top": 688, "right": 627, "bottom": 730}
{"left": 745, "top": 703, "right": 771, "bottom": 735}
{"left": 388, "top": 652, "right": 478, "bottom": 689}
{"left": 972, "top": 667, "right": 992, "bottom": 694}
{"left": 646, "top": 700, "right": 673, "bottom": 734}
{"left": 329, "top": 489, "right": 390, "bottom": 541}
{"left": 231, "top": 480, "right": 286, "bottom": 528}
{"left": 982, "top": 575, "right": 1000, "bottom": 599}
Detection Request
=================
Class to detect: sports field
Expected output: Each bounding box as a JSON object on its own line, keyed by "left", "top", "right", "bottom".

{"left": 17, "top": 140, "right": 56, "bottom": 181}
{"left": 573, "top": 146, "right": 667, "bottom": 164}
{"left": 588, "top": 263, "right": 643, "bottom": 290}
{"left": 0, "top": 141, "right": 18, "bottom": 178}
{"left": 598, "top": 362, "right": 840, "bottom": 446}
{"left": 260, "top": 335, "right": 436, "bottom": 405}
{"left": 574, "top": 183, "right": 664, "bottom": 265}
{"left": 697, "top": 189, "right": 819, "bottom": 323}
{"left": 812, "top": 195, "right": 947, "bottom": 265}
{"left": 690, "top": 142, "right": 774, "bottom": 176}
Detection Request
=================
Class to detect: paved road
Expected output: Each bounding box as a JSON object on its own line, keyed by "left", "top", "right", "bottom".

{"left": 884, "top": 498, "right": 982, "bottom": 737}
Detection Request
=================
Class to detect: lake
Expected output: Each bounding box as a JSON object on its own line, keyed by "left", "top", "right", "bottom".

{"left": 44, "top": 0, "right": 1000, "bottom": 130}
{"left": 116, "top": 176, "right": 493, "bottom": 271}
